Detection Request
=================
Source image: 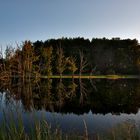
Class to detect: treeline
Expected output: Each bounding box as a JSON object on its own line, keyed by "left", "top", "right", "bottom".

{"left": 0, "top": 37, "right": 140, "bottom": 81}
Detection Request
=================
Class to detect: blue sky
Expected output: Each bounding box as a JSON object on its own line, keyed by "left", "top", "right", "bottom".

{"left": 0, "top": 0, "right": 140, "bottom": 49}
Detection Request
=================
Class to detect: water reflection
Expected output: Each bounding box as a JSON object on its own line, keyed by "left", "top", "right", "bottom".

{"left": 1, "top": 78, "right": 140, "bottom": 135}
{"left": 0, "top": 79, "right": 140, "bottom": 114}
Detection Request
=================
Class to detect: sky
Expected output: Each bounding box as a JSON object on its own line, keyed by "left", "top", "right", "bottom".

{"left": 0, "top": 0, "right": 140, "bottom": 50}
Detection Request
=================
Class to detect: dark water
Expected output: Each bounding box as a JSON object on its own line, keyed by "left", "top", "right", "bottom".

{"left": 0, "top": 78, "right": 140, "bottom": 136}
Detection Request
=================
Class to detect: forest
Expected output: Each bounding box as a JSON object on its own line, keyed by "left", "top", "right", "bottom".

{"left": 0, "top": 37, "right": 140, "bottom": 82}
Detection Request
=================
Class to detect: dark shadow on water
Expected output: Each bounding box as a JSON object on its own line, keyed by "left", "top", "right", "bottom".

{"left": 0, "top": 78, "right": 140, "bottom": 114}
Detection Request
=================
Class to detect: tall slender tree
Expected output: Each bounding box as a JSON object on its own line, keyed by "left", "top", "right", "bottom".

{"left": 79, "top": 50, "right": 89, "bottom": 76}
{"left": 42, "top": 46, "right": 53, "bottom": 77}
{"left": 22, "top": 41, "right": 39, "bottom": 81}
{"left": 56, "top": 47, "right": 67, "bottom": 77}
{"left": 67, "top": 56, "right": 77, "bottom": 78}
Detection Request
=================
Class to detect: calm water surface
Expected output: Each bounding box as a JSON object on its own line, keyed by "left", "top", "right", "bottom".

{"left": 0, "top": 79, "right": 140, "bottom": 135}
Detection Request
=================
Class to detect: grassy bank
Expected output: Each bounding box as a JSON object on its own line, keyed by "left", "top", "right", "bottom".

{"left": 40, "top": 75, "right": 139, "bottom": 79}
{"left": 1, "top": 75, "right": 139, "bottom": 82}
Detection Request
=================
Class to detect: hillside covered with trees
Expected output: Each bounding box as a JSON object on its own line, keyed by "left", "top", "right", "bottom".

{"left": 0, "top": 37, "right": 140, "bottom": 82}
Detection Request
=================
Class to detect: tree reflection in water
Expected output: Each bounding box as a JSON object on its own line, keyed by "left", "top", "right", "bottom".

{"left": 0, "top": 79, "right": 140, "bottom": 115}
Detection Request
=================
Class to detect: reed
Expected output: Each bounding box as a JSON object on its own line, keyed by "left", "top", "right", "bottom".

{"left": 0, "top": 110, "right": 85, "bottom": 140}
{"left": 0, "top": 110, "right": 140, "bottom": 140}
{"left": 97, "top": 122, "right": 140, "bottom": 140}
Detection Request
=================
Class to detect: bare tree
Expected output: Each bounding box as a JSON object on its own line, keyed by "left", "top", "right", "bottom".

{"left": 56, "top": 47, "right": 67, "bottom": 78}
{"left": 67, "top": 56, "right": 77, "bottom": 78}
{"left": 79, "top": 50, "right": 89, "bottom": 76}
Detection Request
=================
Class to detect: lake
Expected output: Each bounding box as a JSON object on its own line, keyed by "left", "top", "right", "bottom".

{"left": 0, "top": 78, "right": 140, "bottom": 137}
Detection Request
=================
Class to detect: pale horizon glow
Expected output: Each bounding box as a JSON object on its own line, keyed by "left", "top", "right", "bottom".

{"left": 0, "top": 0, "right": 140, "bottom": 50}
